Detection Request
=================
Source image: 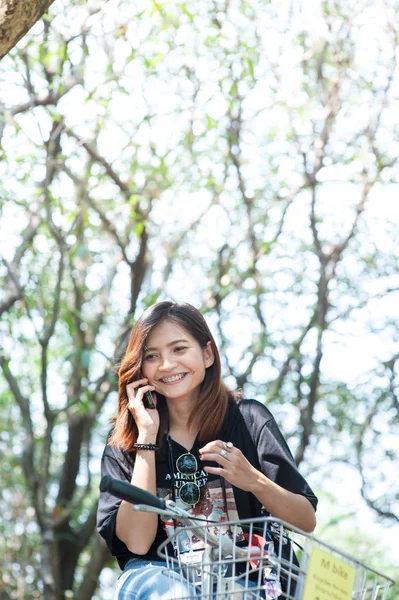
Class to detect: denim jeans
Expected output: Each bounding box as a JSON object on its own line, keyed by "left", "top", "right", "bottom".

{"left": 114, "top": 557, "right": 196, "bottom": 600}
{"left": 114, "top": 557, "right": 261, "bottom": 599}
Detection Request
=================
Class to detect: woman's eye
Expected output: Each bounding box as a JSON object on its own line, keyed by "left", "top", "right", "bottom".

{"left": 144, "top": 354, "right": 157, "bottom": 360}
{"left": 175, "top": 346, "right": 187, "bottom": 352}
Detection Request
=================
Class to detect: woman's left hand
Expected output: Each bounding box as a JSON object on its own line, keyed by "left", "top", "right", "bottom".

{"left": 199, "top": 440, "right": 261, "bottom": 493}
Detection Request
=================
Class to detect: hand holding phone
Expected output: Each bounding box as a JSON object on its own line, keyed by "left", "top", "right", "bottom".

{"left": 140, "top": 371, "right": 156, "bottom": 409}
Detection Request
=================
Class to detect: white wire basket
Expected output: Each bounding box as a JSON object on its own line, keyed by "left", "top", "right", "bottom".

{"left": 156, "top": 517, "right": 395, "bottom": 600}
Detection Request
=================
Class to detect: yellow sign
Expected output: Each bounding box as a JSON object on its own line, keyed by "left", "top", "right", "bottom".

{"left": 302, "top": 547, "right": 356, "bottom": 600}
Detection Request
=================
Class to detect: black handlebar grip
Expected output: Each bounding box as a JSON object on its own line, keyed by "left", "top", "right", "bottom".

{"left": 100, "top": 475, "right": 166, "bottom": 510}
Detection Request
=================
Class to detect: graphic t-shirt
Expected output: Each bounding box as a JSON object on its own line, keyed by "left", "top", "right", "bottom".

{"left": 156, "top": 437, "right": 245, "bottom": 556}
{"left": 97, "top": 398, "right": 318, "bottom": 570}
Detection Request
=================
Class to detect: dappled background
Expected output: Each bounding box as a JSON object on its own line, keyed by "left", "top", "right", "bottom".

{"left": 0, "top": 0, "right": 398, "bottom": 598}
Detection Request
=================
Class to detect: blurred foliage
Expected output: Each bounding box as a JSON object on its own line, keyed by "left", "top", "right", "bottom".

{"left": 0, "top": 0, "right": 398, "bottom": 598}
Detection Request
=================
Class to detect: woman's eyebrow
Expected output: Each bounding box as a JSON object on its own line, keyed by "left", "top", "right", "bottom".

{"left": 144, "top": 339, "right": 189, "bottom": 351}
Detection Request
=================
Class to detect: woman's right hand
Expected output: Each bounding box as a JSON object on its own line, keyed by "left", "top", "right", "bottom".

{"left": 126, "top": 378, "right": 159, "bottom": 440}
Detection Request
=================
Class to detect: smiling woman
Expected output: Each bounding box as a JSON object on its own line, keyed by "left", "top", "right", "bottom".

{"left": 97, "top": 301, "right": 318, "bottom": 600}
{"left": 107, "top": 302, "right": 230, "bottom": 453}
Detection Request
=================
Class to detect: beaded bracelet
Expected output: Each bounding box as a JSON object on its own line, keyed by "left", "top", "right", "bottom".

{"left": 133, "top": 443, "right": 159, "bottom": 451}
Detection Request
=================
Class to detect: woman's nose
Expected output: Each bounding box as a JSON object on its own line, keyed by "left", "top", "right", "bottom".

{"left": 159, "top": 355, "right": 177, "bottom": 371}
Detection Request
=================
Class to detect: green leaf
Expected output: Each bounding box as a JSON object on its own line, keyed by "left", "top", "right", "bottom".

{"left": 247, "top": 57, "right": 255, "bottom": 81}
{"left": 180, "top": 3, "right": 194, "bottom": 22}
{"left": 129, "top": 194, "right": 139, "bottom": 206}
{"left": 81, "top": 349, "right": 91, "bottom": 369}
{"left": 205, "top": 114, "right": 216, "bottom": 130}
{"left": 135, "top": 222, "right": 144, "bottom": 237}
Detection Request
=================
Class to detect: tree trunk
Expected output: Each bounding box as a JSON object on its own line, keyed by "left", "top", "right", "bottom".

{"left": 0, "top": 0, "right": 55, "bottom": 59}
{"left": 41, "top": 526, "right": 61, "bottom": 600}
{"left": 74, "top": 538, "right": 111, "bottom": 600}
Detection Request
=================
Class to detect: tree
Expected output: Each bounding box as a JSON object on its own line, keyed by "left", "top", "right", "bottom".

{"left": 0, "top": 0, "right": 398, "bottom": 598}
{"left": 0, "top": 0, "right": 56, "bottom": 60}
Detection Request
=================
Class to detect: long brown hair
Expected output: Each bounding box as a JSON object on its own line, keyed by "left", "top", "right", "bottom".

{"left": 108, "top": 301, "right": 238, "bottom": 452}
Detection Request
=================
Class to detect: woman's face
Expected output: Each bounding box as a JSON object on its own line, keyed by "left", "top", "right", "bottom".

{"left": 141, "top": 320, "right": 214, "bottom": 404}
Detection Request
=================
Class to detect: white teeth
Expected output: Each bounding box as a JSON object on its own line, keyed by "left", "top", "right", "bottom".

{"left": 161, "top": 374, "right": 186, "bottom": 383}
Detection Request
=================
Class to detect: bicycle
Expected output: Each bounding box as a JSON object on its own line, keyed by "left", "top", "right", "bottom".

{"left": 100, "top": 474, "right": 395, "bottom": 599}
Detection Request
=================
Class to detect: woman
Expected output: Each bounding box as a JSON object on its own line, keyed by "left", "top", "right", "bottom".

{"left": 97, "top": 301, "right": 317, "bottom": 599}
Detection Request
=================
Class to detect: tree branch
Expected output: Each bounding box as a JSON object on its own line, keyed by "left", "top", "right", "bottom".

{"left": 0, "top": 211, "right": 41, "bottom": 316}
{"left": 328, "top": 287, "right": 399, "bottom": 325}
{"left": 65, "top": 127, "right": 141, "bottom": 202}
{"left": 267, "top": 315, "right": 315, "bottom": 401}
{"left": 74, "top": 536, "right": 110, "bottom": 600}
{"left": 160, "top": 200, "right": 220, "bottom": 291}
{"left": 0, "top": 0, "right": 56, "bottom": 60}
{"left": 295, "top": 324, "right": 324, "bottom": 465}
{"left": 355, "top": 395, "right": 399, "bottom": 523}
{"left": 0, "top": 355, "right": 43, "bottom": 522}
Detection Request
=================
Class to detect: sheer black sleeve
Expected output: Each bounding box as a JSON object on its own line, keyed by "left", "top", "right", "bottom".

{"left": 240, "top": 399, "right": 318, "bottom": 511}
{"left": 96, "top": 444, "right": 134, "bottom": 558}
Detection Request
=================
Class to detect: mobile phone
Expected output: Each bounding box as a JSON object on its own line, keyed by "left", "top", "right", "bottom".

{"left": 138, "top": 370, "right": 156, "bottom": 409}
{"left": 143, "top": 390, "right": 156, "bottom": 409}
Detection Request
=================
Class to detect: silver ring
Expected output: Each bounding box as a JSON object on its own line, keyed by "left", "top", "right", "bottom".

{"left": 226, "top": 442, "right": 234, "bottom": 449}
{"left": 220, "top": 449, "right": 228, "bottom": 458}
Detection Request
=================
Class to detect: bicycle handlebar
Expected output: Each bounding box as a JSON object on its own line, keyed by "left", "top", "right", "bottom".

{"left": 100, "top": 475, "right": 255, "bottom": 560}
{"left": 100, "top": 474, "right": 166, "bottom": 510}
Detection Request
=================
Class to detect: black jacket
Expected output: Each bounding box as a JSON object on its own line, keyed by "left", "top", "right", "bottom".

{"left": 97, "top": 398, "right": 317, "bottom": 569}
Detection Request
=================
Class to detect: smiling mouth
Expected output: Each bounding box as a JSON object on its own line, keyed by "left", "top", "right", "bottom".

{"left": 159, "top": 373, "right": 187, "bottom": 384}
